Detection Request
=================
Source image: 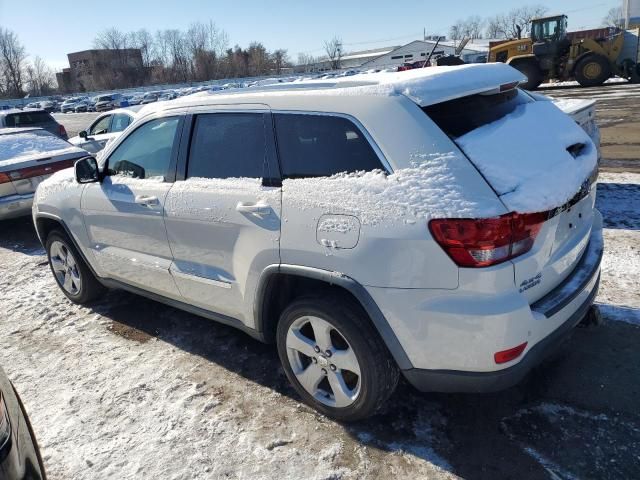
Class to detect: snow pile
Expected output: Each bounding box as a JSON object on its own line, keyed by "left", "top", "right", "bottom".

{"left": 0, "top": 130, "right": 79, "bottom": 166}
{"left": 283, "top": 152, "right": 504, "bottom": 225}
{"left": 456, "top": 100, "right": 598, "bottom": 213}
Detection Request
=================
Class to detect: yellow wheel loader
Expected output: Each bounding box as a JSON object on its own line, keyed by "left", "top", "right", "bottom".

{"left": 488, "top": 15, "right": 640, "bottom": 90}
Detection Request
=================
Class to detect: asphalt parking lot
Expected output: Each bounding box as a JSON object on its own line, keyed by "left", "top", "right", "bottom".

{"left": 3, "top": 84, "right": 639, "bottom": 479}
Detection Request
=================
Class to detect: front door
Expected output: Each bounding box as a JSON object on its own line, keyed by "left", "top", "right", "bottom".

{"left": 164, "top": 110, "right": 281, "bottom": 325}
{"left": 81, "top": 114, "right": 183, "bottom": 299}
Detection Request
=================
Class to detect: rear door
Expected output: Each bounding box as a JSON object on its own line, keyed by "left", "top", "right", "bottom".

{"left": 163, "top": 107, "right": 281, "bottom": 324}
{"left": 81, "top": 114, "right": 184, "bottom": 298}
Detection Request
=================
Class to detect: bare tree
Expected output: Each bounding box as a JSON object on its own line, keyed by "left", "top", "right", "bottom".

{"left": 484, "top": 5, "right": 548, "bottom": 39}
{"left": 449, "top": 22, "right": 463, "bottom": 46}
{"left": 94, "top": 27, "right": 130, "bottom": 50}
{"left": 25, "top": 56, "right": 55, "bottom": 95}
{"left": 485, "top": 16, "right": 504, "bottom": 38}
{"left": 297, "top": 53, "right": 317, "bottom": 72}
{"left": 0, "top": 28, "right": 27, "bottom": 97}
{"left": 271, "top": 49, "right": 288, "bottom": 74}
{"left": 130, "top": 29, "right": 154, "bottom": 67}
{"left": 464, "top": 16, "right": 484, "bottom": 40}
{"left": 603, "top": 6, "right": 625, "bottom": 28}
{"left": 323, "top": 36, "right": 342, "bottom": 70}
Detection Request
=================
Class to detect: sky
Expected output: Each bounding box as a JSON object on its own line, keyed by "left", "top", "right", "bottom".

{"left": 0, "top": 0, "right": 622, "bottom": 71}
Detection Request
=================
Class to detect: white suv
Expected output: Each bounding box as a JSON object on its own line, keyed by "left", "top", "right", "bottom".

{"left": 33, "top": 64, "right": 603, "bottom": 421}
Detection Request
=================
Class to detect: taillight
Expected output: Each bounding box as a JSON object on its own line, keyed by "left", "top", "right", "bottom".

{"left": 59, "top": 124, "right": 67, "bottom": 137}
{"left": 0, "top": 172, "right": 11, "bottom": 184}
{"left": 429, "top": 212, "right": 548, "bottom": 268}
{"left": 494, "top": 342, "right": 528, "bottom": 364}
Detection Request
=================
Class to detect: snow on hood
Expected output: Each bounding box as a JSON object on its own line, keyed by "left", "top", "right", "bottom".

{"left": 456, "top": 101, "right": 598, "bottom": 213}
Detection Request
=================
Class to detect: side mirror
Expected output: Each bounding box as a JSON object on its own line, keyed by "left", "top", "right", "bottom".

{"left": 75, "top": 156, "right": 101, "bottom": 184}
{"left": 79, "top": 130, "right": 88, "bottom": 139}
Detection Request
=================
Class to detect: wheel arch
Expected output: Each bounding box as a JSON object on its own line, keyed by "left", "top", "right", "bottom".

{"left": 34, "top": 213, "right": 102, "bottom": 281}
{"left": 254, "top": 265, "right": 413, "bottom": 370}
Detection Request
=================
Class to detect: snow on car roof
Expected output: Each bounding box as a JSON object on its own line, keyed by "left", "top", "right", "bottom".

{"left": 140, "top": 63, "right": 526, "bottom": 114}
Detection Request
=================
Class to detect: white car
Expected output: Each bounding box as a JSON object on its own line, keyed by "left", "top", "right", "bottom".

{"left": 33, "top": 64, "right": 602, "bottom": 420}
{"left": 68, "top": 107, "right": 140, "bottom": 154}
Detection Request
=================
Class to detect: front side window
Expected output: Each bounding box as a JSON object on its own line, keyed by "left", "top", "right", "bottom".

{"left": 111, "top": 113, "right": 132, "bottom": 133}
{"left": 107, "top": 117, "right": 180, "bottom": 180}
{"left": 274, "top": 114, "right": 384, "bottom": 178}
{"left": 187, "top": 113, "right": 266, "bottom": 179}
{"left": 90, "top": 115, "right": 111, "bottom": 135}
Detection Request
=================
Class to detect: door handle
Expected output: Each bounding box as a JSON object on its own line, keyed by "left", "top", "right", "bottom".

{"left": 134, "top": 195, "right": 159, "bottom": 206}
{"left": 236, "top": 201, "right": 270, "bottom": 215}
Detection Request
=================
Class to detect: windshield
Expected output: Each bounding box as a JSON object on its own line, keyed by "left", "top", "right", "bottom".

{"left": 532, "top": 18, "right": 566, "bottom": 42}
{"left": 97, "top": 95, "right": 112, "bottom": 102}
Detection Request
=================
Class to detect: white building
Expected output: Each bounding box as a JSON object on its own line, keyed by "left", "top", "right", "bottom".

{"left": 296, "top": 39, "right": 488, "bottom": 73}
{"left": 360, "top": 40, "right": 488, "bottom": 69}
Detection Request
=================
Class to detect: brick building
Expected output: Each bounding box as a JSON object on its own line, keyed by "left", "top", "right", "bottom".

{"left": 56, "top": 49, "right": 146, "bottom": 93}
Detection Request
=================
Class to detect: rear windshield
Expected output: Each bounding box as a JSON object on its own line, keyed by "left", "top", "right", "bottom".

{"left": 5, "top": 111, "right": 54, "bottom": 127}
{"left": 422, "top": 89, "right": 533, "bottom": 138}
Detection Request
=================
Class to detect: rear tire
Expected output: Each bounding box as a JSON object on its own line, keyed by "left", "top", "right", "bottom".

{"left": 276, "top": 295, "right": 399, "bottom": 421}
{"left": 575, "top": 54, "right": 611, "bottom": 87}
{"left": 46, "top": 230, "right": 105, "bottom": 304}
{"left": 511, "top": 60, "right": 543, "bottom": 90}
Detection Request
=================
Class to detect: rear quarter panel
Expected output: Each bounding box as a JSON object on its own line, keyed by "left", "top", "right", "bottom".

{"left": 277, "top": 96, "right": 508, "bottom": 289}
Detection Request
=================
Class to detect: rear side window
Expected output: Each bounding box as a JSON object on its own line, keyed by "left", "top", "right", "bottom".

{"left": 187, "top": 113, "right": 266, "bottom": 179}
{"left": 5, "top": 111, "right": 53, "bottom": 127}
{"left": 274, "top": 114, "right": 384, "bottom": 178}
{"left": 422, "top": 88, "right": 533, "bottom": 138}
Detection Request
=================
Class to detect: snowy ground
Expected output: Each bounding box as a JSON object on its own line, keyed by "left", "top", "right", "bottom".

{"left": 1, "top": 87, "right": 638, "bottom": 480}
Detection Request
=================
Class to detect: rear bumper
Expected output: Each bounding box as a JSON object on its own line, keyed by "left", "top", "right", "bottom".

{"left": 0, "top": 193, "right": 34, "bottom": 220}
{"left": 402, "top": 219, "right": 603, "bottom": 393}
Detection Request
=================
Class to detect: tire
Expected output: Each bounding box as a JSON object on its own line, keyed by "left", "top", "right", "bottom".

{"left": 276, "top": 295, "right": 399, "bottom": 421}
{"left": 46, "top": 230, "right": 105, "bottom": 304}
{"left": 511, "top": 60, "right": 543, "bottom": 90}
{"left": 12, "top": 384, "right": 47, "bottom": 479}
{"left": 575, "top": 54, "right": 611, "bottom": 87}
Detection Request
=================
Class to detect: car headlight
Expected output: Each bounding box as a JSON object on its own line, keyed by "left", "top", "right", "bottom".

{"left": 0, "top": 392, "right": 11, "bottom": 452}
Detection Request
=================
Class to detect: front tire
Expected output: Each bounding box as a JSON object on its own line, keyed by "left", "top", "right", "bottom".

{"left": 276, "top": 295, "right": 399, "bottom": 421}
{"left": 46, "top": 230, "right": 105, "bottom": 304}
{"left": 575, "top": 54, "right": 611, "bottom": 87}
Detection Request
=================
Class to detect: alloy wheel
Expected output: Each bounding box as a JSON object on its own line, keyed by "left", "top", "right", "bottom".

{"left": 49, "top": 240, "right": 82, "bottom": 295}
{"left": 286, "top": 315, "right": 361, "bottom": 408}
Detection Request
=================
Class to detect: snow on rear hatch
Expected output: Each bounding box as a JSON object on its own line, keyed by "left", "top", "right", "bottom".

{"left": 438, "top": 93, "right": 597, "bottom": 213}
{"left": 426, "top": 89, "right": 599, "bottom": 303}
